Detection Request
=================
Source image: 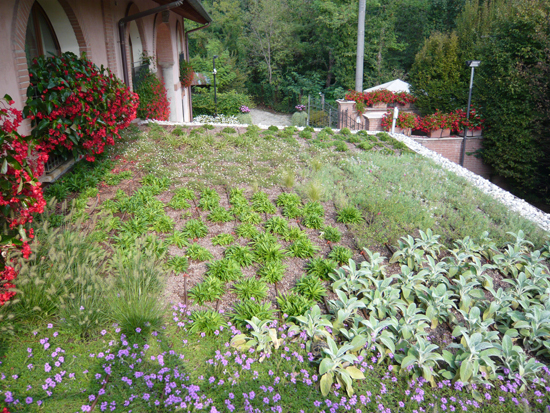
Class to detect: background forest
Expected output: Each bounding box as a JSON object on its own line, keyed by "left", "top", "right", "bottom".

{"left": 188, "top": 0, "right": 550, "bottom": 205}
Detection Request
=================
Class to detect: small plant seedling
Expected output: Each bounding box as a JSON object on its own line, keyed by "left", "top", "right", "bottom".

{"left": 254, "top": 241, "right": 286, "bottom": 263}
{"left": 310, "top": 158, "right": 323, "bottom": 172}
{"left": 232, "top": 278, "right": 269, "bottom": 301}
{"left": 283, "top": 226, "right": 308, "bottom": 242}
{"left": 202, "top": 124, "right": 215, "bottom": 130}
{"left": 306, "top": 257, "right": 339, "bottom": 280}
{"left": 282, "top": 204, "right": 303, "bottom": 219}
{"left": 212, "top": 233, "right": 235, "bottom": 246}
{"left": 174, "top": 187, "right": 197, "bottom": 200}
{"left": 166, "top": 256, "right": 189, "bottom": 274}
{"left": 225, "top": 245, "right": 256, "bottom": 267}
{"left": 321, "top": 127, "right": 334, "bottom": 135}
{"left": 187, "top": 243, "right": 214, "bottom": 261}
{"left": 189, "top": 310, "right": 227, "bottom": 335}
{"left": 238, "top": 211, "right": 263, "bottom": 225}
{"left": 346, "top": 135, "right": 361, "bottom": 144}
{"left": 357, "top": 141, "right": 375, "bottom": 151}
{"left": 251, "top": 192, "right": 277, "bottom": 214}
{"left": 151, "top": 215, "right": 175, "bottom": 233}
{"left": 189, "top": 276, "right": 225, "bottom": 305}
{"left": 333, "top": 141, "right": 348, "bottom": 152}
{"left": 337, "top": 207, "right": 363, "bottom": 225}
{"left": 302, "top": 214, "right": 324, "bottom": 230}
{"left": 328, "top": 246, "right": 353, "bottom": 265}
{"left": 198, "top": 188, "right": 220, "bottom": 211}
{"left": 294, "top": 274, "right": 327, "bottom": 302}
{"left": 181, "top": 219, "right": 208, "bottom": 239}
{"left": 207, "top": 207, "right": 234, "bottom": 223}
{"left": 235, "top": 223, "right": 260, "bottom": 239}
{"left": 230, "top": 300, "right": 276, "bottom": 328}
{"left": 303, "top": 201, "right": 324, "bottom": 217}
{"left": 340, "top": 127, "right": 351, "bottom": 136}
{"left": 258, "top": 261, "right": 287, "bottom": 284}
{"left": 268, "top": 125, "right": 279, "bottom": 131}
{"left": 168, "top": 195, "right": 191, "bottom": 210}
{"left": 276, "top": 193, "right": 301, "bottom": 208}
{"left": 321, "top": 226, "right": 342, "bottom": 243}
{"left": 277, "top": 292, "right": 314, "bottom": 318}
{"left": 166, "top": 231, "right": 189, "bottom": 248}
{"left": 206, "top": 258, "right": 243, "bottom": 282}
{"left": 299, "top": 130, "right": 312, "bottom": 140}
{"left": 264, "top": 216, "right": 290, "bottom": 237}
{"left": 286, "top": 238, "right": 319, "bottom": 259}
{"left": 222, "top": 127, "right": 237, "bottom": 134}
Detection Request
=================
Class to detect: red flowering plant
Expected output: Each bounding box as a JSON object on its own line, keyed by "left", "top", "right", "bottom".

{"left": 380, "top": 111, "right": 419, "bottom": 131}
{"left": 179, "top": 59, "right": 194, "bottom": 88}
{"left": 134, "top": 71, "right": 170, "bottom": 121}
{"left": 345, "top": 90, "right": 417, "bottom": 113}
{"left": 451, "top": 107, "right": 485, "bottom": 133}
{"left": 418, "top": 110, "right": 458, "bottom": 132}
{"left": 1, "top": 95, "right": 47, "bottom": 306}
{"left": 23, "top": 52, "right": 139, "bottom": 162}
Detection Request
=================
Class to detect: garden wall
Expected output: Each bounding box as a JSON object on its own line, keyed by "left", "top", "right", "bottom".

{"left": 411, "top": 136, "right": 491, "bottom": 178}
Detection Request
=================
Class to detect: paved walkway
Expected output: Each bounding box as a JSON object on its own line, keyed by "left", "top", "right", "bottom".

{"left": 249, "top": 108, "right": 292, "bottom": 127}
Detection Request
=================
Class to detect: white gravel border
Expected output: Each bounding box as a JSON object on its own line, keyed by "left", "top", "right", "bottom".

{"left": 140, "top": 119, "right": 550, "bottom": 233}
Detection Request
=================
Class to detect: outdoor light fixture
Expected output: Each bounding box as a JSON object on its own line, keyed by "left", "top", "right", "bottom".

{"left": 460, "top": 60, "right": 481, "bottom": 166}
{"left": 213, "top": 55, "right": 218, "bottom": 116}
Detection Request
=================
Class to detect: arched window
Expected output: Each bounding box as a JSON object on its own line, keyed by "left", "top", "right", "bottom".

{"left": 25, "top": 2, "right": 61, "bottom": 64}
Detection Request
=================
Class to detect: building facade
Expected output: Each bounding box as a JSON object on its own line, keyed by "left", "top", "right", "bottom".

{"left": 0, "top": 0, "right": 211, "bottom": 133}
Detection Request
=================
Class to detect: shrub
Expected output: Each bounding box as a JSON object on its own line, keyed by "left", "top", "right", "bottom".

{"left": 135, "top": 71, "right": 170, "bottom": 121}
{"left": 1, "top": 96, "right": 47, "bottom": 305}
{"left": 291, "top": 112, "right": 308, "bottom": 127}
{"left": 192, "top": 89, "right": 253, "bottom": 116}
{"left": 24, "top": 52, "right": 138, "bottom": 161}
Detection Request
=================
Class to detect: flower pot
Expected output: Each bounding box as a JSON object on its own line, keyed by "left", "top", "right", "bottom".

{"left": 427, "top": 128, "right": 451, "bottom": 138}
{"left": 466, "top": 129, "right": 482, "bottom": 137}
{"left": 371, "top": 102, "right": 387, "bottom": 109}
{"left": 394, "top": 127, "right": 412, "bottom": 136}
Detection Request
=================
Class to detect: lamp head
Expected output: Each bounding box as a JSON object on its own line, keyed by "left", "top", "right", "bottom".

{"left": 213, "top": 55, "right": 218, "bottom": 59}
{"left": 467, "top": 60, "right": 481, "bottom": 68}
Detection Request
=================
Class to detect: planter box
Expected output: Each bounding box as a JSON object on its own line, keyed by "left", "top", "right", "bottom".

{"left": 370, "top": 102, "right": 387, "bottom": 109}
{"left": 427, "top": 128, "right": 451, "bottom": 138}
{"left": 466, "top": 129, "right": 482, "bottom": 137}
{"left": 394, "top": 127, "right": 411, "bottom": 136}
{"left": 396, "top": 102, "right": 411, "bottom": 109}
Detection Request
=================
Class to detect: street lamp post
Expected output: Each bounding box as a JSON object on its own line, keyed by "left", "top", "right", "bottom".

{"left": 460, "top": 60, "right": 481, "bottom": 167}
{"left": 213, "top": 55, "right": 218, "bottom": 116}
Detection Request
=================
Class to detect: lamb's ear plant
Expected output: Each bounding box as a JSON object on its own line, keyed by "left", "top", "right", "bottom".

{"left": 291, "top": 305, "right": 332, "bottom": 345}
{"left": 400, "top": 337, "right": 445, "bottom": 386}
{"left": 189, "top": 276, "right": 225, "bottom": 305}
{"left": 189, "top": 309, "right": 227, "bottom": 335}
{"left": 319, "top": 336, "right": 364, "bottom": 397}
{"left": 186, "top": 243, "right": 214, "bottom": 261}
{"left": 232, "top": 278, "right": 269, "bottom": 301}
{"left": 231, "top": 317, "right": 282, "bottom": 361}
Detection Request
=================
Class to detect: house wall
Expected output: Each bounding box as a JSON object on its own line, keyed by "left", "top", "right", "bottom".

{"left": 1, "top": 0, "right": 192, "bottom": 134}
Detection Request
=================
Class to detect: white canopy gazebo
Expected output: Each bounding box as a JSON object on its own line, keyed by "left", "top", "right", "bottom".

{"left": 364, "top": 79, "right": 411, "bottom": 93}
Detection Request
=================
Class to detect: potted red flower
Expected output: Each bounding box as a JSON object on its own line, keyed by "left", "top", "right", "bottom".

{"left": 419, "top": 110, "right": 457, "bottom": 138}
{"left": 451, "top": 107, "right": 484, "bottom": 136}
{"left": 381, "top": 111, "right": 419, "bottom": 135}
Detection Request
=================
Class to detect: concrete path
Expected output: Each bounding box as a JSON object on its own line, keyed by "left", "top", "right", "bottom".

{"left": 249, "top": 108, "right": 292, "bottom": 127}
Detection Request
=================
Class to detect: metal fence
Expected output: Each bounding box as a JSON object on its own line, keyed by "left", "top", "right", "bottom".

{"left": 307, "top": 94, "right": 367, "bottom": 131}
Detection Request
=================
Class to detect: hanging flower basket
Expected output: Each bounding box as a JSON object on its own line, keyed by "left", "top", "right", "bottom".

{"left": 179, "top": 59, "right": 194, "bottom": 88}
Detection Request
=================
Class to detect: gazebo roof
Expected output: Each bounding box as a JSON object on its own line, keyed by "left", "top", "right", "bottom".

{"left": 364, "top": 79, "right": 410, "bottom": 93}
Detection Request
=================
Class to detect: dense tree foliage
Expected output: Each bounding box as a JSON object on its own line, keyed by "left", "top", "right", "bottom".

{"left": 189, "top": 0, "right": 467, "bottom": 110}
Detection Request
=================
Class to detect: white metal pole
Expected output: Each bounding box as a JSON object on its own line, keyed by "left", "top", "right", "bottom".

{"left": 391, "top": 107, "right": 399, "bottom": 133}
{"left": 355, "top": 0, "right": 366, "bottom": 92}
